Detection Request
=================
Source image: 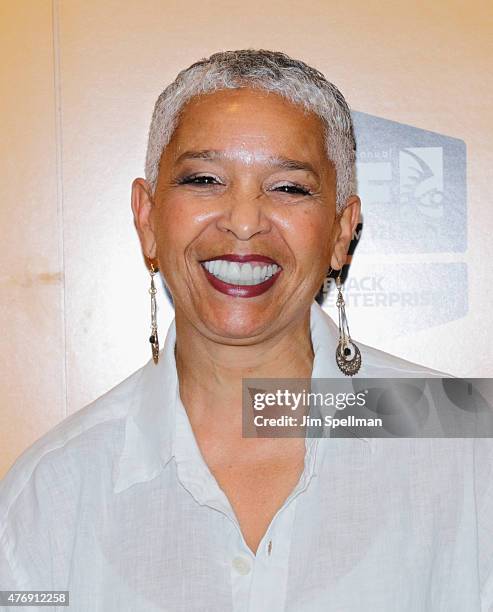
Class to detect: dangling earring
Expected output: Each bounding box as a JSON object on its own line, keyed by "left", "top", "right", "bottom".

{"left": 148, "top": 260, "right": 160, "bottom": 364}
{"left": 329, "top": 267, "right": 361, "bottom": 376}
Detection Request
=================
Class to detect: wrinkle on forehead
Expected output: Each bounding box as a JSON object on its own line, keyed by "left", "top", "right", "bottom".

{"left": 160, "top": 88, "right": 333, "bottom": 179}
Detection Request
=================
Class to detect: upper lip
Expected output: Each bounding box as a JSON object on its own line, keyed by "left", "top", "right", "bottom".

{"left": 200, "top": 253, "right": 281, "bottom": 266}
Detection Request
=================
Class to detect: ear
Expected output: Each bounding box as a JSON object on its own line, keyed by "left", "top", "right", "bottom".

{"left": 131, "top": 178, "right": 158, "bottom": 261}
{"left": 330, "top": 195, "right": 361, "bottom": 271}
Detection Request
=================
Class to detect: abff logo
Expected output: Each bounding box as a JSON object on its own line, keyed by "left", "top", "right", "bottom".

{"left": 352, "top": 111, "right": 466, "bottom": 255}
{"left": 316, "top": 113, "right": 468, "bottom": 332}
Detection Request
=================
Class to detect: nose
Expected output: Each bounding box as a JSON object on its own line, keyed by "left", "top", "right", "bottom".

{"left": 216, "top": 190, "right": 271, "bottom": 240}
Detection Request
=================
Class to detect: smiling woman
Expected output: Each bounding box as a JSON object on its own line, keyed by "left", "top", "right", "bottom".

{"left": 1, "top": 49, "right": 493, "bottom": 612}
{"left": 131, "top": 85, "right": 358, "bottom": 344}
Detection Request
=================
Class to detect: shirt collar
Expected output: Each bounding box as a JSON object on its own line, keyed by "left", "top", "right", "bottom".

{"left": 112, "top": 318, "right": 179, "bottom": 493}
{"left": 112, "top": 300, "right": 367, "bottom": 494}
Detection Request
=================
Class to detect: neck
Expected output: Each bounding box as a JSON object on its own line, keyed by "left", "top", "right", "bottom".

{"left": 174, "top": 306, "right": 314, "bottom": 433}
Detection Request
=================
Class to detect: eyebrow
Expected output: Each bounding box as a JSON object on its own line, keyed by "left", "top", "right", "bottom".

{"left": 174, "top": 149, "right": 319, "bottom": 176}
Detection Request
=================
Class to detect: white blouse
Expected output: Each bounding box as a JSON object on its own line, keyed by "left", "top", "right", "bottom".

{"left": 1, "top": 301, "right": 492, "bottom": 611}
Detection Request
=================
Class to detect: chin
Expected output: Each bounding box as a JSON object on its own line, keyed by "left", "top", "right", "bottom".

{"left": 197, "top": 303, "right": 281, "bottom": 343}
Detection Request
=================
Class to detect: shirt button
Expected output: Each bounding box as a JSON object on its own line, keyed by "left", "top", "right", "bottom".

{"left": 232, "top": 555, "right": 251, "bottom": 575}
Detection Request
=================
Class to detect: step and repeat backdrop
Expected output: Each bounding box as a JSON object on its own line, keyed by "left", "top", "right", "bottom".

{"left": 1, "top": 0, "right": 492, "bottom": 477}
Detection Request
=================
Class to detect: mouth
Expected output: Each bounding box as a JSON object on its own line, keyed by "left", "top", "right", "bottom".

{"left": 199, "top": 254, "right": 283, "bottom": 298}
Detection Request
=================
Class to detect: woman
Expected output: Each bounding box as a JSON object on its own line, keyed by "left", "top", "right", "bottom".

{"left": 1, "top": 49, "right": 492, "bottom": 611}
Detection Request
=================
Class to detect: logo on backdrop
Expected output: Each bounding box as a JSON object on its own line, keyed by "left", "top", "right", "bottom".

{"left": 352, "top": 111, "right": 466, "bottom": 254}
{"left": 316, "top": 112, "right": 467, "bottom": 332}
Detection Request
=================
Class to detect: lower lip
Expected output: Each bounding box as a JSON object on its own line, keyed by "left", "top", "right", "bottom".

{"left": 201, "top": 266, "right": 282, "bottom": 298}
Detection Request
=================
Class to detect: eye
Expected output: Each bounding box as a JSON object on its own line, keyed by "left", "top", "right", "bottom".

{"left": 272, "top": 183, "right": 313, "bottom": 196}
{"left": 176, "top": 174, "right": 222, "bottom": 186}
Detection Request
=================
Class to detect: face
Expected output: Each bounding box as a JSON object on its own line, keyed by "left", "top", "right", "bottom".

{"left": 132, "top": 87, "right": 360, "bottom": 344}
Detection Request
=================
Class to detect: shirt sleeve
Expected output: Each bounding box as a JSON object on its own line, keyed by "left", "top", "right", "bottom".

{"left": 0, "top": 535, "right": 24, "bottom": 612}
{"left": 0, "top": 536, "right": 16, "bottom": 587}
{"left": 0, "top": 528, "right": 57, "bottom": 612}
{"left": 0, "top": 449, "right": 75, "bottom": 593}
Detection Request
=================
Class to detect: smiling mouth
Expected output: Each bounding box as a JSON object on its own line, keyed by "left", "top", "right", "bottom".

{"left": 199, "top": 254, "right": 283, "bottom": 297}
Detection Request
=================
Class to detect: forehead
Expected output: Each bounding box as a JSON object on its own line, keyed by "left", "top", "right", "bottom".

{"left": 167, "top": 87, "right": 328, "bottom": 163}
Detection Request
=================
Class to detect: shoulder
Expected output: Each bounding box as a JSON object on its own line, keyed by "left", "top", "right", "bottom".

{"left": 357, "top": 339, "right": 452, "bottom": 377}
{"left": 0, "top": 360, "right": 148, "bottom": 525}
{"left": 312, "top": 300, "right": 451, "bottom": 378}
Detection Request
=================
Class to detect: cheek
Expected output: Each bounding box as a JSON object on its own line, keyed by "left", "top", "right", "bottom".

{"left": 274, "top": 208, "right": 333, "bottom": 260}
{"left": 154, "top": 196, "right": 211, "bottom": 250}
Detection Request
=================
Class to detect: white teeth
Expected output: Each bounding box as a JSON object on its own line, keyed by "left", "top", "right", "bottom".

{"left": 239, "top": 263, "right": 253, "bottom": 285}
{"left": 218, "top": 260, "right": 228, "bottom": 279}
{"left": 229, "top": 262, "right": 241, "bottom": 284}
{"left": 202, "top": 260, "right": 280, "bottom": 285}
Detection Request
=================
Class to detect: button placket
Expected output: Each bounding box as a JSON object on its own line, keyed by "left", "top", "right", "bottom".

{"left": 230, "top": 546, "right": 255, "bottom": 612}
{"left": 246, "top": 498, "right": 299, "bottom": 612}
{"left": 243, "top": 439, "right": 321, "bottom": 611}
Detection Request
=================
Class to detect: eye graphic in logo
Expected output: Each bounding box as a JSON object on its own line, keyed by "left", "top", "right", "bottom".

{"left": 399, "top": 147, "right": 444, "bottom": 218}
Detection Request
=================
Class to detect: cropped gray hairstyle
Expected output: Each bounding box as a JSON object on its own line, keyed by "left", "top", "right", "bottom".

{"left": 145, "top": 49, "right": 356, "bottom": 214}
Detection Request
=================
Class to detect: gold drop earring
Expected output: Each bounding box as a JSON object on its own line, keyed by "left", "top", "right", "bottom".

{"left": 148, "top": 260, "right": 160, "bottom": 364}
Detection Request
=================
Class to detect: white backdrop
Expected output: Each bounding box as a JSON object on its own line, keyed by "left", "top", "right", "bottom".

{"left": 1, "top": 0, "right": 492, "bottom": 477}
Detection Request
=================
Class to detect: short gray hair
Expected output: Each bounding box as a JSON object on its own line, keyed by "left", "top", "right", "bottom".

{"left": 145, "top": 49, "right": 356, "bottom": 214}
